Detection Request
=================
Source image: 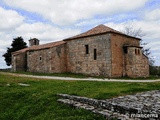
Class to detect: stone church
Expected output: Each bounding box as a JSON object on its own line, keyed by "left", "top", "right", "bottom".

{"left": 12, "top": 24, "right": 149, "bottom": 78}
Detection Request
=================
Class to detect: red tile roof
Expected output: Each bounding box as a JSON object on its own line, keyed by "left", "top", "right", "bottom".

{"left": 12, "top": 40, "right": 65, "bottom": 55}
{"left": 64, "top": 24, "right": 140, "bottom": 40}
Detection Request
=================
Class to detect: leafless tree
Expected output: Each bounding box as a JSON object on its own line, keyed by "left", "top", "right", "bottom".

{"left": 120, "top": 24, "right": 154, "bottom": 66}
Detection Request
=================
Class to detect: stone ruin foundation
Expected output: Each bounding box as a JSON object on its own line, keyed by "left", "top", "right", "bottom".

{"left": 57, "top": 90, "right": 160, "bottom": 120}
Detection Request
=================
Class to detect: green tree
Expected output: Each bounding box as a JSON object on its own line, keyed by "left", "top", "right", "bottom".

{"left": 3, "top": 36, "right": 27, "bottom": 66}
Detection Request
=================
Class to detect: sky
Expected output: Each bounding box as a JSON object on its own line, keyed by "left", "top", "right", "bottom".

{"left": 0, "top": 0, "right": 160, "bottom": 68}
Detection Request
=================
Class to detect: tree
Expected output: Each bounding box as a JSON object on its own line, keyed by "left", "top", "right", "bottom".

{"left": 3, "top": 36, "right": 27, "bottom": 66}
{"left": 120, "top": 24, "right": 154, "bottom": 66}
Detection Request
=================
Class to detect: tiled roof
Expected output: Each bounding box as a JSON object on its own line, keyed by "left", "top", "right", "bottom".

{"left": 64, "top": 24, "right": 140, "bottom": 40}
{"left": 12, "top": 40, "right": 65, "bottom": 55}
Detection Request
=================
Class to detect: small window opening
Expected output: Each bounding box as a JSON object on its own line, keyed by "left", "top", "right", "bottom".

{"left": 138, "top": 49, "right": 140, "bottom": 55}
{"left": 85, "top": 45, "right": 89, "bottom": 54}
{"left": 135, "top": 49, "right": 137, "bottom": 55}
{"left": 123, "top": 47, "right": 128, "bottom": 54}
{"left": 94, "top": 49, "right": 97, "bottom": 60}
{"left": 34, "top": 40, "right": 36, "bottom": 45}
{"left": 39, "top": 56, "right": 42, "bottom": 60}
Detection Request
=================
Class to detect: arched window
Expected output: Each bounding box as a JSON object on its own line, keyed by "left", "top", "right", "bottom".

{"left": 123, "top": 46, "right": 128, "bottom": 54}
{"left": 39, "top": 56, "right": 42, "bottom": 61}
{"left": 135, "top": 49, "right": 137, "bottom": 55}
{"left": 138, "top": 49, "right": 140, "bottom": 55}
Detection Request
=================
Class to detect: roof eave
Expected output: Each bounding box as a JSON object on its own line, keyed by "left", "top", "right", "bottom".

{"left": 12, "top": 41, "right": 66, "bottom": 55}
{"left": 12, "top": 51, "right": 26, "bottom": 55}
{"left": 63, "top": 31, "right": 141, "bottom": 41}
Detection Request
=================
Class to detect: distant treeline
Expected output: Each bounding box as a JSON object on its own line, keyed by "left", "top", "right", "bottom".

{"left": 0, "top": 68, "right": 11, "bottom": 72}
{"left": 150, "top": 66, "right": 160, "bottom": 76}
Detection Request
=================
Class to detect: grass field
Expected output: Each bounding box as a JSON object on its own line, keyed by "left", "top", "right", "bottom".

{"left": 1, "top": 72, "right": 160, "bottom": 120}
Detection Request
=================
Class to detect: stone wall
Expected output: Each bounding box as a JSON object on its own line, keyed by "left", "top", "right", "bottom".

{"left": 27, "top": 44, "right": 67, "bottom": 73}
{"left": 110, "top": 33, "right": 140, "bottom": 77}
{"left": 125, "top": 47, "right": 149, "bottom": 78}
{"left": 66, "top": 34, "right": 112, "bottom": 77}
{"left": 12, "top": 52, "right": 27, "bottom": 72}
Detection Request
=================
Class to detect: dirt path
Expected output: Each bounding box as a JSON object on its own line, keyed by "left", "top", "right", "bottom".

{"left": 1, "top": 72, "right": 160, "bottom": 82}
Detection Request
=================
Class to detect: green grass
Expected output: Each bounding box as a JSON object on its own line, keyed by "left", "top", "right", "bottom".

{"left": 0, "top": 72, "right": 160, "bottom": 120}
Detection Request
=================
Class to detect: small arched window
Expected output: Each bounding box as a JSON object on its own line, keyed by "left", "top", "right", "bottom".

{"left": 135, "top": 49, "right": 137, "bottom": 55}
{"left": 138, "top": 49, "right": 140, "bottom": 55}
{"left": 39, "top": 56, "right": 42, "bottom": 61}
{"left": 123, "top": 46, "right": 128, "bottom": 54}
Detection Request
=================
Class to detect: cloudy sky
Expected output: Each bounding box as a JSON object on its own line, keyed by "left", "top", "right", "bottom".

{"left": 0, "top": 0, "right": 160, "bottom": 68}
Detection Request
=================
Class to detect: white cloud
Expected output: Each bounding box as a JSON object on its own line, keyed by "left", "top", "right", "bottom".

{"left": 0, "top": 6, "right": 81, "bottom": 46}
{"left": 0, "top": 21, "right": 80, "bottom": 49}
{"left": 145, "top": 8, "right": 160, "bottom": 21}
{"left": 0, "top": 7, "right": 24, "bottom": 31}
{"left": 3, "top": 0, "right": 149, "bottom": 25}
{"left": 15, "top": 22, "right": 80, "bottom": 44}
{"left": 105, "top": 18, "right": 160, "bottom": 40}
{"left": 75, "top": 19, "right": 107, "bottom": 27}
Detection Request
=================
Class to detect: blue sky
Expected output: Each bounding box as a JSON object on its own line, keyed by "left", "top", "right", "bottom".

{"left": 0, "top": 0, "right": 160, "bottom": 68}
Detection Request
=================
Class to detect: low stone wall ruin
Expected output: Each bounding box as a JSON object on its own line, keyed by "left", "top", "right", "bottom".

{"left": 57, "top": 90, "right": 160, "bottom": 120}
